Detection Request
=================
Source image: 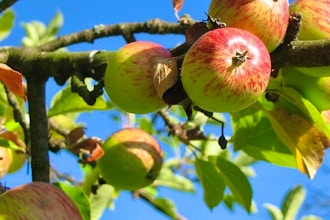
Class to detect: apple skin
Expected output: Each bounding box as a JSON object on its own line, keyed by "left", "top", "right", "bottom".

{"left": 98, "top": 128, "right": 163, "bottom": 191}
{"left": 7, "top": 148, "right": 27, "bottom": 173}
{"left": 289, "top": 0, "right": 330, "bottom": 77}
{"left": 0, "top": 182, "right": 82, "bottom": 220}
{"left": 282, "top": 67, "right": 330, "bottom": 111}
{"left": 104, "top": 41, "right": 171, "bottom": 114}
{"left": 208, "top": 0, "right": 289, "bottom": 52}
{"left": 181, "top": 27, "right": 271, "bottom": 113}
{"left": 0, "top": 147, "right": 11, "bottom": 178}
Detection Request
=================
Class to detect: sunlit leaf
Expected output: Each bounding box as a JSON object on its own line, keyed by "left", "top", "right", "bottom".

{"left": 0, "top": 63, "right": 27, "bottom": 101}
{"left": 154, "top": 167, "right": 194, "bottom": 192}
{"left": 153, "top": 197, "right": 177, "bottom": 218}
{"left": 264, "top": 203, "right": 283, "bottom": 220}
{"left": 54, "top": 182, "right": 91, "bottom": 220}
{"left": 195, "top": 158, "right": 225, "bottom": 209}
{"left": 45, "top": 11, "right": 63, "bottom": 36}
{"left": 48, "top": 85, "right": 108, "bottom": 117}
{"left": 0, "top": 9, "right": 14, "bottom": 40}
{"left": 281, "top": 185, "right": 305, "bottom": 220}
{"left": 210, "top": 156, "right": 252, "bottom": 212}
{"left": 268, "top": 109, "right": 325, "bottom": 179}
{"left": 231, "top": 106, "right": 296, "bottom": 167}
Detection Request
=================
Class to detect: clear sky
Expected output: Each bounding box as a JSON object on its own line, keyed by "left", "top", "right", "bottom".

{"left": 2, "top": 0, "right": 330, "bottom": 220}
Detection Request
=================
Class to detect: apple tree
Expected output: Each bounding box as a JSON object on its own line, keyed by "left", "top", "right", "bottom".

{"left": 0, "top": 0, "right": 330, "bottom": 219}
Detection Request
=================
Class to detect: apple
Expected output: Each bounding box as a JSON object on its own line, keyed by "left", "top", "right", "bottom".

{"left": 289, "top": 0, "right": 330, "bottom": 77}
{"left": 104, "top": 41, "right": 171, "bottom": 114}
{"left": 7, "top": 148, "right": 27, "bottom": 173}
{"left": 98, "top": 128, "right": 163, "bottom": 190}
{"left": 181, "top": 27, "right": 271, "bottom": 113}
{"left": 0, "top": 182, "right": 82, "bottom": 219}
{"left": 282, "top": 68, "right": 330, "bottom": 111}
{"left": 0, "top": 147, "right": 11, "bottom": 178}
{"left": 208, "top": 0, "right": 289, "bottom": 52}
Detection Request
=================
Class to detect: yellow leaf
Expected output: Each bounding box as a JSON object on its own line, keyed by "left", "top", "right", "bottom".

{"left": 0, "top": 63, "right": 27, "bottom": 101}
{"left": 268, "top": 109, "right": 325, "bottom": 179}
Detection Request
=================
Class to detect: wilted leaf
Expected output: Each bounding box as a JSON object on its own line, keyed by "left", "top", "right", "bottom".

{"left": 0, "top": 9, "right": 14, "bottom": 41}
{"left": 0, "top": 63, "right": 26, "bottom": 101}
{"left": 67, "top": 127, "right": 86, "bottom": 145}
{"left": 210, "top": 156, "right": 252, "bottom": 212}
{"left": 172, "top": 0, "right": 184, "bottom": 19}
{"left": 68, "top": 137, "right": 104, "bottom": 163}
{"left": 54, "top": 182, "right": 91, "bottom": 220}
{"left": 268, "top": 109, "right": 325, "bottom": 179}
{"left": 0, "top": 131, "right": 26, "bottom": 152}
{"left": 281, "top": 185, "right": 305, "bottom": 220}
{"left": 195, "top": 158, "right": 225, "bottom": 209}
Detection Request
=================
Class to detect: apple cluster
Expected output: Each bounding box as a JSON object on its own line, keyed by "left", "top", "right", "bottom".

{"left": 104, "top": 0, "right": 293, "bottom": 114}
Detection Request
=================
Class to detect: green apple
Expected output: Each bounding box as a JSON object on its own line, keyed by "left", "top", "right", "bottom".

{"left": 104, "top": 41, "right": 171, "bottom": 114}
{"left": 290, "top": 0, "right": 330, "bottom": 77}
{"left": 208, "top": 0, "right": 289, "bottom": 52}
{"left": 7, "top": 148, "right": 27, "bottom": 173}
{"left": 98, "top": 128, "right": 163, "bottom": 190}
{"left": 282, "top": 67, "right": 330, "bottom": 110}
{"left": 0, "top": 182, "right": 82, "bottom": 220}
{"left": 181, "top": 27, "right": 271, "bottom": 113}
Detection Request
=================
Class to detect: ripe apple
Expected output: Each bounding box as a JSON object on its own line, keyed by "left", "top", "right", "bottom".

{"left": 98, "top": 128, "right": 163, "bottom": 190}
{"left": 104, "top": 41, "right": 171, "bottom": 114}
{"left": 0, "top": 147, "right": 11, "bottom": 178}
{"left": 282, "top": 67, "right": 330, "bottom": 111}
{"left": 289, "top": 0, "right": 330, "bottom": 77}
{"left": 0, "top": 182, "right": 82, "bottom": 220}
{"left": 181, "top": 27, "right": 271, "bottom": 113}
{"left": 208, "top": 0, "right": 289, "bottom": 52}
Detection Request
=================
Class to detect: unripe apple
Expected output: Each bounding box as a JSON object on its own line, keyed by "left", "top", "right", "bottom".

{"left": 289, "top": 0, "right": 330, "bottom": 77}
{"left": 104, "top": 41, "right": 171, "bottom": 114}
{"left": 0, "top": 147, "right": 11, "bottom": 178}
{"left": 0, "top": 182, "right": 82, "bottom": 220}
{"left": 181, "top": 27, "right": 271, "bottom": 113}
{"left": 208, "top": 0, "right": 289, "bottom": 52}
{"left": 98, "top": 128, "right": 163, "bottom": 190}
{"left": 7, "top": 148, "right": 27, "bottom": 173}
{"left": 282, "top": 67, "right": 330, "bottom": 111}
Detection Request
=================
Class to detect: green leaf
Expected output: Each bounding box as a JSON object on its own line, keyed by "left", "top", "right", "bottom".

{"left": 0, "top": 9, "right": 14, "bottom": 41}
{"left": 53, "top": 182, "right": 91, "bottom": 220}
{"left": 195, "top": 159, "right": 225, "bottom": 209}
{"left": 48, "top": 85, "right": 109, "bottom": 117}
{"left": 21, "top": 21, "right": 46, "bottom": 46}
{"left": 300, "top": 215, "right": 323, "bottom": 220}
{"left": 274, "top": 86, "right": 330, "bottom": 139}
{"left": 281, "top": 185, "right": 306, "bottom": 220}
{"left": 264, "top": 203, "right": 284, "bottom": 220}
{"left": 154, "top": 167, "right": 194, "bottom": 192}
{"left": 90, "top": 184, "right": 118, "bottom": 220}
{"left": 153, "top": 197, "right": 177, "bottom": 219}
{"left": 210, "top": 156, "right": 252, "bottom": 212}
{"left": 231, "top": 107, "right": 296, "bottom": 167}
{"left": 45, "top": 11, "right": 63, "bottom": 37}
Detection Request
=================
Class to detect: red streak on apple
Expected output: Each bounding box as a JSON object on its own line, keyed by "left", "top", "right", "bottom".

{"left": 181, "top": 28, "right": 271, "bottom": 113}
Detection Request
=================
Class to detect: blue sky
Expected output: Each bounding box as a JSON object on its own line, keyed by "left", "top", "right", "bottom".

{"left": 2, "top": 0, "right": 330, "bottom": 219}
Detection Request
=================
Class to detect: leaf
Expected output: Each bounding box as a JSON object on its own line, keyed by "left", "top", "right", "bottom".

{"left": 264, "top": 203, "right": 284, "bottom": 220}
{"left": 153, "top": 197, "right": 177, "bottom": 218}
{"left": 0, "top": 63, "right": 27, "bottom": 101}
{"left": 45, "top": 11, "right": 63, "bottom": 37}
{"left": 0, "top": 9, "right": 14, "bottom": 41}
{"left": 48, "top": 85, "right": 108, "bottom": 117}
{"left": 172, "top": 0, "right": 184, "bottom": 19}
{"left": 210, "top": 156, "right": 252, "bottom": 212}
{"left": 54, "top": 182, "right": 91, "bottom": 220}
{"left": 195, "top": 158, "right": 225, "bottom": 209}
{"left": 0, "top": 131, "right": 26, "bottom": 152}
{"left": 153, "top": 166, "right": 194, "bottom": 192}
{"left": 231, "top": 106, "right": 296, "bottom": 167}
{"left": 301, "top": 215, "right": 323, "bottom": 220}
{"left": 268, "top": 109, "right": 325, "bottom": 179}
{"left": 90, "top": 184, "right": 117, "bottom": 220}
{"left": 281, "top": 185, "right": 305, "bottom": 220}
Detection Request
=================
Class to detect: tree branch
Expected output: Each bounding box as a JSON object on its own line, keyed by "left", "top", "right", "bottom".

{"left": 0, "top": 0, "right": 18, "bottom": 12}
{"left": 36, "top": 19, "right": 194, "bottom": 52}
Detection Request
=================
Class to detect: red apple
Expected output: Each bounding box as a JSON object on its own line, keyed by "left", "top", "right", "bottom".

{"left": 208, "top": 0, "right": 289, "bottom": 52}
{"left": 0, "top": 182, "right": 82, "bottom": 219}
{"left": 98, "top": 128, "right": 163, "bottom": 190}
{"left": 181, "top": 27, "right": 271, "bottom": 113}
{"left": 104, "top": 41, "right": 171, "bottom": 114}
